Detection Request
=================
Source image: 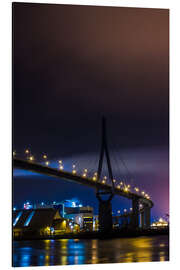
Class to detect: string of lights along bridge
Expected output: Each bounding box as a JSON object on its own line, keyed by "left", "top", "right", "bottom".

{"left": 13, "top": 148, "right": 151, "bottom": 201}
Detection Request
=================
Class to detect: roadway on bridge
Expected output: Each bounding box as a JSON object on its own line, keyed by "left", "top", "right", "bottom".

{"left": 13, "top": 158, "right": 153, "bottom": 208}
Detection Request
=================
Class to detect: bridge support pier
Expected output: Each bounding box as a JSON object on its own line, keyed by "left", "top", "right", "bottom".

{"left": 144, "top": 206, "right": 151, "bottom": 228}
{"left": 140, "top": 211, "right": 145, "bottom": 228}
{"left": 97, "top": 194, "right": 113, "bottom": 232}
{"left": 131, "top": 198, "right": 139, "bottom": 229}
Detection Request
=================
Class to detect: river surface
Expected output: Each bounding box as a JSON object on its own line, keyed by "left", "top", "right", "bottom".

{"left": 13, "top": 235, "right": 169, "bottom": 267}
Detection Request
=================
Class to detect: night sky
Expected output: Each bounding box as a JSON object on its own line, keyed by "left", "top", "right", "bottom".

{"left": 13, "top": 3, "right": 169, "bottom": 221}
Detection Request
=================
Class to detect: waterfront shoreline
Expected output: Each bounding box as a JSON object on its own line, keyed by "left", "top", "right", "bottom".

{"left": 13, "top": 227, "right": 169, "bottom": 241}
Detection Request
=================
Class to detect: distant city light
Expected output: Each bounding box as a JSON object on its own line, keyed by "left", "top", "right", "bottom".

{"left": 50, "top": 227, "right": 55, "bottom": 233}
{"left": 72, "top": 202, "right": 76, "bottom": 207}
{"left": 151, "top": 218, "right": 168, "bottom": 228}
{"left": 23, "top": 202, "right": 33, "bottom": 210}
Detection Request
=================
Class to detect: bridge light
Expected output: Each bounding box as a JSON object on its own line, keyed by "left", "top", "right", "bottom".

{"left": 13, "top": 151, "right": 16, "bottom": 157}
{"left": 124, "top": 209, "right": 127, "bottom": 212}
{"left": 134, "top": 187, "right": 139, "bottom": 192}
{"left": 84, "top": 169, "right": 88, "bottom": 173}
{"left": 82, "top": 173, "right": 87, "bottom": 178}
{"left": 120, "top": 182, "right": 123, "bottom": 185}
{"left": 92, "top": 176, "right": 97, "bottom": 181}
{"left": 104, "top": 176, "right": 107, "bottom": 180}
{"left": 45, "top": 161, "right": 49, "bottom": 166}
{"left": 59, "top": 165, "right": 64, "bottom": 170}
{"left": 94, "top": 172, "right": 97, "bottom": 176}
{"left": 127, "top": 184, "right": 130, "bottom": 188}
{"left": 25, "top": 149, "right": 30, "bottom": 154}
{"left": 145, "top": 194, "right": 150, "bottom": 199}
{"left": 43, "top": 154, "right": 47, "bottom": 159}
{"left": 141, "top": 191, "right": 145, "bottom": 195}
{"left": 130, "top": 208, "right": 132, "bottom": 211}
{"left": 117, "top": 185, "right": 120, "bottom": 189}
{"left": 58, "top": 160, "right": 62, "bottom": 164}
{"left": 29, "top": 156, "right": 34, "bottom": 161}
{"left": 124, "top": 187, "right": 129, "bottom": 192}
{"left": 72, "top": 164, "right": 76, "bottom": 168}
{"left": 102, "top": 180, "right": 106, "bottom": 184}
{"left": 72, "top": 169, "right": 76, "bottom": 174}
{"left": 113, "top": 179, "right": 116, "bottom": 183}
{"left": 117, "top": 210, "right": 120, "bottom": 214}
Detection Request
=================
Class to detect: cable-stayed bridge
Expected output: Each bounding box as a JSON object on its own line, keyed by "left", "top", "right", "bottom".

{"left": 13, "top": 117, "right": 153, "bottom": 232}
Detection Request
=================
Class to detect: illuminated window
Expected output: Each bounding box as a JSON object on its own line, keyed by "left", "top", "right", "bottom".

{"left": 13, "top": 211, "right": 23, "bottom": 226}
{"left": 24, "top": 211, "right": 35, "bottom": 226}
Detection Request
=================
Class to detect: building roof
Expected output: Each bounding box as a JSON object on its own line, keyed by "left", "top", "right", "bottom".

{"left": 65, "top": 206, "right": 93, "bottom": 214}
{"left": 13, "top": 208, "right": 61, "bottom": 229}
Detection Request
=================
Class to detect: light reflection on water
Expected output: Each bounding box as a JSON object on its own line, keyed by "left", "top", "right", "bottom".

{"left": 13, "top": 235, "right": 169, "bottom": 267}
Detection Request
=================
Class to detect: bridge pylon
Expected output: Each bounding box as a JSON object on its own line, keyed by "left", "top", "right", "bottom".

{"left": 96, "top": 116, "right": 115, "bottom": 233}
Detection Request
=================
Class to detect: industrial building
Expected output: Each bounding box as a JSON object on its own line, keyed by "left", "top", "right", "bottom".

{"left": 13, "top": 208, "right": 73, "bottom": 238}
{"left": 64, "top": 206, "right": 94, "bottom": 231}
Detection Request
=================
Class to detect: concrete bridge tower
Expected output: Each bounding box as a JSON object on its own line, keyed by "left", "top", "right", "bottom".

{"left": 96, "top": 117, "right": 115, "bottom": 233}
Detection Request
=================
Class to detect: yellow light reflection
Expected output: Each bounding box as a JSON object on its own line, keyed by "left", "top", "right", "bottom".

{"left": 45, "top": 255, "right": 50, "bottom": 266}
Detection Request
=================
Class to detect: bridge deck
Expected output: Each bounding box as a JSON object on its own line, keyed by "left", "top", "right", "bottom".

{"left": 13, "top": 158, "right": 153, "bottom": 208}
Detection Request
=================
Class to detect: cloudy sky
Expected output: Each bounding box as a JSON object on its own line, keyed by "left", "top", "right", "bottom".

{"left": 13, "top": 3, "right": 169, "bottom": 220}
